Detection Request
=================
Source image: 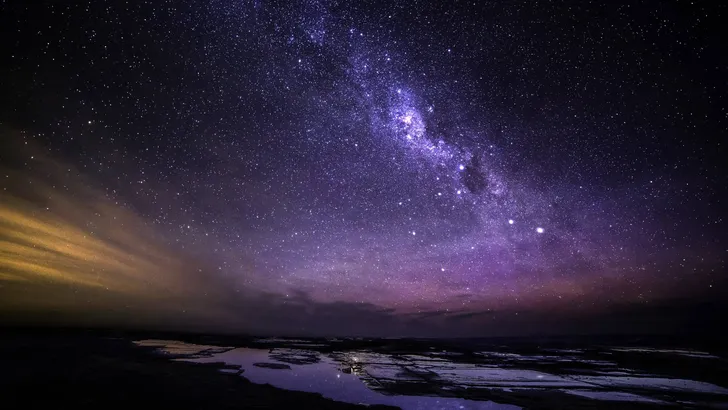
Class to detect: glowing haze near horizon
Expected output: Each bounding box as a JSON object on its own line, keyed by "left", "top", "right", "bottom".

{"left": 0, "top": 1, "right": 725, "bottom": 336}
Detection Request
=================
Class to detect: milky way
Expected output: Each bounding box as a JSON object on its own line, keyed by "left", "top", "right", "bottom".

{"left": 1, "top": 1, "right": 725, "bottom": 335}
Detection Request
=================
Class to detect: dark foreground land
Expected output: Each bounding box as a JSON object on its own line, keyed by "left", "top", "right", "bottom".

{"left": 2, "top": 327, "right": 727, "bottom": 410}
{"left": 0, "top": 328, "right": 396, "bottom": 410}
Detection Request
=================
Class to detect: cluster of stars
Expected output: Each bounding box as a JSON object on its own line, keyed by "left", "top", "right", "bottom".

{"left": 0, "top": 0, "right": 724, "bottom": 333}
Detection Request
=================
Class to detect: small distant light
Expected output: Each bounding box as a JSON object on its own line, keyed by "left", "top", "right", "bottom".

{"left": 459, "top": 165, "right": 465, "bottom": 171}
{"left": 441, "top": 268, "right": 445, "bottom": 272}
{"left": 412, "top": 231, "right": 416, "bottom": 236}
{"left": 536, "top": 227, "right": 544, "bottom": 233}
{"left": 457, "top": 190, "right": 462, "bottom": 195}
{"left": 508, "top": 219, "right": 514, "bottom": 225}
{"left": 437, "top": 192, "right": 442, "bottom": 196}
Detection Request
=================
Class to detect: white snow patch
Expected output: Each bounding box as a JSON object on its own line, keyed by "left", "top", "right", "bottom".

{"left": 574, "top": 376, "right": 728, "bottom": 395}
{"left": 133, "top": 339, "right": 232, "bottom": 356}
{"left": 433, "top": 368, "right": 593, "bottom": 388}
{"left": 611, "top": 347, "right": 719, "bottom": 359}
{"left": 564, "top": 389, "right": 667, "bottom": 404}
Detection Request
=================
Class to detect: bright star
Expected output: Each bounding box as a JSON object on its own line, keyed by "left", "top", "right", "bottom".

{"left": 459, "top": 164, "right": 465, "bottom": 170}
{"left": 536, "top": 227, "right": 544, "bottom": 233}
{"left": 508, "top": 219, "right": 514, "bottom": 225}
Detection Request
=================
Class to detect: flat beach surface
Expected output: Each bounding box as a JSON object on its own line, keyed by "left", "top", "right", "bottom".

{"left": 2, "top": 328, "right": 727, "bottom": 410}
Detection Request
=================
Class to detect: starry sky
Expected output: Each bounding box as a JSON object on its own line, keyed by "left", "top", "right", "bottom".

{"left": 0, "top": 0, "right": 726, "bottom": 337}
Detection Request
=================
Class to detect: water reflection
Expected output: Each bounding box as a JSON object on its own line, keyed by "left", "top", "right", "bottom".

{"left": 187, "top": 348, "right": 517, "bottom": 410}
{"left": 134, "top": 339, "right": 728, "bottom": 409}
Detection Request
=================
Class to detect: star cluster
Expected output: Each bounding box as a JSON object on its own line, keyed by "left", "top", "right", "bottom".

{"left": 0, "top": 0, "right": 725, "bottom": 335}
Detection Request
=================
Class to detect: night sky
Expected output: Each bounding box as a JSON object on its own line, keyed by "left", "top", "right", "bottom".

{"left": 1, "top": 1, "right": 725, "bottom": 337}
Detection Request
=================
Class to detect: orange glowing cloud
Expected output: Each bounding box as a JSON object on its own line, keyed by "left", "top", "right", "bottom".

{"left": 0, "top": 134, "right": 242, "bottom": 326}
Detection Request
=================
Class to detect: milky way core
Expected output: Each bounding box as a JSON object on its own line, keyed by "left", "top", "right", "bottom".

{"left": 0, "top": 1, "right": 725, "bottom": 336}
